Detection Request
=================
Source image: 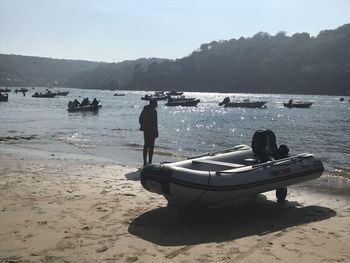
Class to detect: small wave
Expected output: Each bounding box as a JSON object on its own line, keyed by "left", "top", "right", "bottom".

{"left": 124, "top": 142, "right": 142, "bottom": 148}
{"left": 154, "top": 149, "right": 177, "bottom": 157}
{"left": 305, "top": 170, "right": 350, "bottom": 196}
{"left": 123, "top": 142, "right": 179, "bottom": 158}
{"left": 61, "top": 133, "right": 92, "bottom": 149}
{"left": 324, "top": 168, "right": 350, "bottom": 180}
{"left": 0, "top": 135, "right": 37, "bottom": 142}
{"left": 111, "top": 128, "right": 133, "bottom": 131}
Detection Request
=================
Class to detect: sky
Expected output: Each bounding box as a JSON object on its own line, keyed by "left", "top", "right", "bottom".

{"left": 0, "top": 0, "right": 349, "bottom": 63}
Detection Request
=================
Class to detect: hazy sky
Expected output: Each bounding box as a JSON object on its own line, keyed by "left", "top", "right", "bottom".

{"left": 0, "top": 0, "right": 349, "bottom": 63}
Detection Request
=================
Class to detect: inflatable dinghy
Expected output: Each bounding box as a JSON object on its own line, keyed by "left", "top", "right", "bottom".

{"left": 140, "top": 130, "right": 324, "bottom": 210}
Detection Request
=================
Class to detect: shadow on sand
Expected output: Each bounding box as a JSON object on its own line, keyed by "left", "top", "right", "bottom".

{"left": 128, "top": 195, "right": 335, "bottom": 246}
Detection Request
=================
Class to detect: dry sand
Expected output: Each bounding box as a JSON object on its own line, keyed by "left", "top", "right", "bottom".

{"left": 0, "top": 145, "right": 349, "bottom": 263}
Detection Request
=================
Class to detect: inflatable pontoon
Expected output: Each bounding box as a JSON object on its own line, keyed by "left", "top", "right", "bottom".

{"left": 140, "top": 130, "right": 324, "bottom": 210}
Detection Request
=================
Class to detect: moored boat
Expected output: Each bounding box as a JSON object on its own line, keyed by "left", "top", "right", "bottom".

{"left": 140, "top": 130, "right": 324, "bottom": 210}
{"left": 165, "top": 97, "right": 200, "bottom": 107}
{"left": 114, "top": 93, "right": 125, "bottom": 96}
{"left": 219, "top": 97, "right": 267, "bottom": 108}
{"left": 0, "top": 88, "right": 11, "bottom": 92}
{"left": 15, "top": 88, "right": 29, "bottom": 93}
{"left": 141, "top": 91, "right": 169, "bottom": 101}
{"left": 32, "top": 92, "right": 56, "bottom": 98}
{"left": 67, "top": 101, "right": 102, "bottom": 112}
{"left": 283, "top": 100, "right": 313, "bottom": 108}
{"left": 0, "top": 93, "right": 8, "bottom": 101}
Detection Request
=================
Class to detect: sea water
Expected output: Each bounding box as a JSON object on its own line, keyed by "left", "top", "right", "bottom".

{"left": 1, "top": 88, "right": 349, "bottom": 188}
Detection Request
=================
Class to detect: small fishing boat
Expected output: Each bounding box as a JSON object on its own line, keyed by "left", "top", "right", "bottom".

{"left": 0, "top": 88, "right": 11, "bottom": 92}
{"left": 114, "top": 93, "right": 125, "bottom": 96}
{"left": 14, "top": 88, "right": 29, "bottom": 93}
{"left": 219, "top": 97, "right": 267, "bottom": 108}
{"left": 141, "top": 91, "right": 169, "bottom": 101}
{"left": 141, "top": 94, "right": 169, "bottom": 101}
{"left": 0, "top": 93, "right": 8, "bottom": 101}
{"left": 283, "top": 100, "right": 313, "bottom": 108}
{"left": 32, "top": 92, "right": 56, "bottom": 98}
{"left": 140, "top": 130, "right": 324, "bottom": 210}
{"left": 165, "top": 97, "right": 200, "bottom": 107}
{"left": 67, "top": 101, "right": 102, "bottom": 112}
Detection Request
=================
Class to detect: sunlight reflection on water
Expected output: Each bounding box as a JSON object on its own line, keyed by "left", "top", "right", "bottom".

{"left": 0, "top": 88, "right": 349, "bottom": 174}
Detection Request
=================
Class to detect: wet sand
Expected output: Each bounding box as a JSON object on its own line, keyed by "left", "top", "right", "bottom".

{"left": 0, "top": 144, "right": 349, "bottom": 262}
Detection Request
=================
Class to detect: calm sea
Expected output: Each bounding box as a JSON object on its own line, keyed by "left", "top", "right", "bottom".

{"left": 1, "top": 88, "right": 349, "bottom": 186}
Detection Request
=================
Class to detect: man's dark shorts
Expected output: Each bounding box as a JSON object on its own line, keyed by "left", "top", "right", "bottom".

{"left": 144, "top": 132, "right": 156, "bottom": 147}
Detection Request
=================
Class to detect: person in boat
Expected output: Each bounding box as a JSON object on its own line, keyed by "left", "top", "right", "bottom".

{"left": 91, "top": 98, "right": 99, "bottom": 109}
{"left": 139, "top": 99, "right": 158, "bottom": 167}
{"left": 81, "top": 98, "right": 90, "bottom": 106}
{"left": 73, "top": 99, "right": 80, "bottom": 107}
{"left": 288, "top": 99, "right": 293, "bottom": 106}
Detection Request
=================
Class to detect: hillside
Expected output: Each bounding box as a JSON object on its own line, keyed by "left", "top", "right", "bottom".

{"left": 68, "top": 58, "right": 169, "bottom": 90}
{"left": 1, "top": 23, "right": 350, "bottom": 95}
{"left": 0, "top": 54, "right": 168, "bottom": 90}
{"left": 127, "top": 24, "right": 350, "bottom": 95}
{"left": 0, "top": 54, "right": 102, "bottom": 87}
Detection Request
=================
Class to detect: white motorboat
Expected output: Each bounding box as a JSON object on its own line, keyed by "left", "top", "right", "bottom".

{"left": 219, "top": 97, "right": 267, "bottom": 108}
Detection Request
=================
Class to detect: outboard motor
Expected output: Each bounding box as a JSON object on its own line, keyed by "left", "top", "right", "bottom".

{"left": 252, "top": 129, "right": 278, "bottom": 163}
{"left": 219, "top": 97, "right": 230, "bottom": 106}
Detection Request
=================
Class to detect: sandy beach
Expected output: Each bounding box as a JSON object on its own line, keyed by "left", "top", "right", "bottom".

{"left": 0, "top": 144, "right": 349, "bottom": 263}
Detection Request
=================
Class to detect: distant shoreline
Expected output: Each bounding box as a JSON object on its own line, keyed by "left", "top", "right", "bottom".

{"left": 1, "top": 86, "right": 350, "bottom": 97}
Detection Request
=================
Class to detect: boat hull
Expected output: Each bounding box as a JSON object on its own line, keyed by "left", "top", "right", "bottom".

{"left": 224, "top": 101, "right": 267, "bottom": 108}
{"left": 32, "top": 94, "right": 56, "bottom": 98}
{"left": 15, "top": 88, "right": 29, "bottom": 93}
{"left": 283, "top": 102, "right": 313, "bottom": 108}
{"left": 0, "top": 88, "right": 11, "bottom": 92}
{"left": 141, "top": 95, "right": 169, "bottom": 101}
{"left": 165, "top": 99, "right": 200, "bottom": 107}
{"left": 67, "top": 105, "right": 102, "bottom": 112}
{"left": 0, "top": 95, "right": 8, "bottom": 101}
{"left": 140, "top": 145, "right": 324, "bottom": 210}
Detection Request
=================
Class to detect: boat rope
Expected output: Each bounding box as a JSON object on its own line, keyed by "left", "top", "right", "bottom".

{"left": 216, "top": 154, "right": 314, "bottom": 176}
{"left": 182, "top": 171, "right": 213, "bottom": 211}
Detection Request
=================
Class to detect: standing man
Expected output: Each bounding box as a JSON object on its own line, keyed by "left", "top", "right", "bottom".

{"left": 139, "top": 99, "right": 158, "bottom": 166}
